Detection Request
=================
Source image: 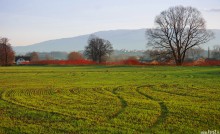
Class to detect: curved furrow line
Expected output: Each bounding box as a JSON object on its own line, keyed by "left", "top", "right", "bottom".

{"left": 68, "top": 88, "right": 109, "bottom": 103}
{"left": 24, "top": 88, "right": 54, "bottom": 96}
{"left": 68, "top": 87, "right": 127, "bottom": 122}
{"left": 136, "top": 86, "right": 168, "bottom": 129}
{"left": 0, "top": 89, "right": 86, "bottom": 121}
{"left": 150, "top": 86, "right": 210, "bottom": 100}
{"left": 108, "top": 87, "right": 128, "bottom": 119}
{"left": 0, "top": 126, "right": 28, "bottom": 134}
{"left": 91, "top": 88, "right": 116, "bottom": 98}
{"left": 7, "top": 89, "right": 54, "bottom": 97}
{"left": 174, "top": 74, "right": 195, "bottom": 79}
{"left": 140, "top": 84, "right": 208, "bottom": 100}
{"left": 0, "top": 89, "right": 5, "bottom": 100}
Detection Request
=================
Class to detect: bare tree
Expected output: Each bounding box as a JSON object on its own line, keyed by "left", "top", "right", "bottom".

{"left": 0, "top": 38, "right": 15, "bottom": 66}
{"left": 146, "top": 6, "right": 214, "bottom": 65}
{"left": 84, "top": 35, "right": 113, "bottom": 63}
{"left": 68, "top": 52, "right": 84, "bottom": 60}
{"left": 211, "top": 45, "right": 220, "bottom": 59}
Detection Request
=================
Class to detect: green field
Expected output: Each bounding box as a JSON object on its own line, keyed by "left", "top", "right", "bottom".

{"left": 0, "top": 66, "right": 219, "bottom": 134}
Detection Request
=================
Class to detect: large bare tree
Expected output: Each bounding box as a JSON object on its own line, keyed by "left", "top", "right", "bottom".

{"left": 146, "top": 6, "right": 214, "bottom": 65}
{"left": 84, "top": 35, "right": 113, "bottom": 63}
{"left": 0, "top": 38, "right": 15, "bottom": 66}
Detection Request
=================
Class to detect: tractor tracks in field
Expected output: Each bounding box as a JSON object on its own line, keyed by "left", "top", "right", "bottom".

{"left": 109, "top": 87, "right": 128, "bottom": 119}
{"left": 0, "top": 89, "right": 86, "bottom": 121}
{"left": 105, "top": 85, "right": 169, "bottom": 130}
{"left": 150, "top": 85, "right": 207, "bottom": 100}
{"left": 136, "top": 85, "right": 168, "bottom": 129}
{"left": 66, "top": 87, "right": 128, "bottom": 121}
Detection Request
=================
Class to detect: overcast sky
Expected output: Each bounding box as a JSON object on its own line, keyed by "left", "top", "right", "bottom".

{"left": 1, "top": 0, "right": 220, "bottom": 46}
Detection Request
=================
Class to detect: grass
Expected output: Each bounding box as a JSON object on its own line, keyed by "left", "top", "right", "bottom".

{"left": 0, "top": 65, "right": 219, "bottom": 133}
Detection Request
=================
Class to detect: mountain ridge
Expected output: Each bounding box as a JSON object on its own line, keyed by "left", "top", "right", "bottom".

{"left": 13, "top": 28, "right": 220, "bottom": 53}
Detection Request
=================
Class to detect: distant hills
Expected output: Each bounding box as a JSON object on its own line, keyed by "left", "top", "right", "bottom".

{"left": 13, "top": 29, "right": 220, "bottom": 54}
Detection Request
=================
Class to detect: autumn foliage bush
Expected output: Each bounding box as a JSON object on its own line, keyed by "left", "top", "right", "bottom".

{"left": 26, "top": 59, "right": 144, "bottom": 66}
{"left": 183, "top": 59, "right": 220, "bottom": 66}
{"left": 102, "top": 58, "right": 143, "bottom": 65}
{"left": 122, "top": 58, "right": 141, "bottom": 65}
{"left": 29, "top": 59, "right": 96, "bottom": 65}
{"left": 21, "top": 58, "right": 220, "bottom": 66}
{"left": 199, "top": 59, "right": 220, "bottom": 66}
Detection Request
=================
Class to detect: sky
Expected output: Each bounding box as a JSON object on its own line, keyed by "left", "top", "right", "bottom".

{"left": 0, "top": 0, "right": 220, "bottom": 46}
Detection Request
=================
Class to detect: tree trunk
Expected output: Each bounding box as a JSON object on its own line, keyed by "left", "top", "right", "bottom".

{"left": 175, "top": 59, "right": 183, "bottom": 66}
{"left": 98, "top": 55, "right": 102, "bottom": 63}
{"left": 4, "top": 44, "right": 8, "bottom": 66}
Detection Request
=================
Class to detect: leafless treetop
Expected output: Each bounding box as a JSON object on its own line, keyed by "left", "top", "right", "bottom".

{"left": 146, "top": 6, "right": 214, "bottom": 65}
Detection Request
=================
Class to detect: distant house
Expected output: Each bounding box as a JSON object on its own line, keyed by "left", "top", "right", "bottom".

{"left": 15, "top": 56, "right": 31, "bottom": 65}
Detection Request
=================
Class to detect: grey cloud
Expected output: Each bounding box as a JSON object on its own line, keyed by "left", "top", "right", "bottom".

{"left": 204, "top": 8, "right": 220, "bottom": 12}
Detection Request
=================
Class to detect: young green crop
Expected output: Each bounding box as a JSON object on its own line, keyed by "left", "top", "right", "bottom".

{"left": 0, "top": 66, "right": 219, "bottom": 133}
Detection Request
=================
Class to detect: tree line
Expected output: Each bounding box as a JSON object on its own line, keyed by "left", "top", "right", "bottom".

{"left": 0, "top": 5, "right": 216, "bottom": 66}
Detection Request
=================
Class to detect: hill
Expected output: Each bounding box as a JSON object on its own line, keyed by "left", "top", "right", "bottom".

{"left": 13, "top": 29, "right": 220, "bottom": 53}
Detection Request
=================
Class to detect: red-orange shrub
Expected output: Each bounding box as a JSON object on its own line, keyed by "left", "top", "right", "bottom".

{"left": 30, "top": 60, "right": 95, "bottom": 65}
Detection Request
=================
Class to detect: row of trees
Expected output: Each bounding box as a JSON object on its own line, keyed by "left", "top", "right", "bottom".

{"left": 27, "top": 35, "right": 114, "bottom": 63}
{"left": 0, "top": 34, "right": 113, "bottom": 65}
{"left": 0, "top": 6, "right": 214, "bottom": 66}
